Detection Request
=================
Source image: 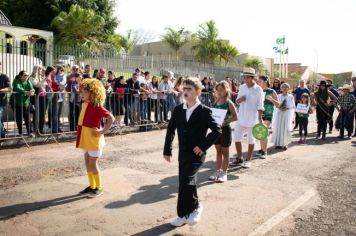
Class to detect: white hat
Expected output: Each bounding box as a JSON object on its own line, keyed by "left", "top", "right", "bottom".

{"left": 242, "top": 67, "right": 257, "bottom": 77}
{"left": 339, "top": 84, "right": 354, "bottom": 92}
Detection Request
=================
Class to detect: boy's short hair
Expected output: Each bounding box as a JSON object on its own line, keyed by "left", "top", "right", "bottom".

{"left": 183, "top": 77, "right": 203, "bottom": 90}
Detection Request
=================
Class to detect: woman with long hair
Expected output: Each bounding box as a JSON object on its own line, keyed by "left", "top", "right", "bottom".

{"left": 271, "top": 83, "right": 295, "bottom": 150}
{"left": 29, "top": 65, "right": 46, "bottom": 134}
{"left": 313, "top": 80, "right": 337, "bottom": 139}
{"left": 174, "top": 76, "right": 185, "bottom": 105}
{"left": 272, "top": 78, "right": 282, "bottom": 94}
{"left": 149, "top": 76, "right": 160, "bottom": 123}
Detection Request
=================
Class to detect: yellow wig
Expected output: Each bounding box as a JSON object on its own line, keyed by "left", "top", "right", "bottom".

{"left": 79, "top": 79, "right": 106, "bottom": 107}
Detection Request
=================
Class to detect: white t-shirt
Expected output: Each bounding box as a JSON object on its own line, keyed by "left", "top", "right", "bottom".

{"left": 236, "top": 83, "right": 264, "bottom": 127}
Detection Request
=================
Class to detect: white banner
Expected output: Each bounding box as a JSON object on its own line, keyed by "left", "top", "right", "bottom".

{"left": 296, "top": 104, "right": 309, "bottom": 114}
{"left": 210, "top": 108, "right": 228, "bottom": 125}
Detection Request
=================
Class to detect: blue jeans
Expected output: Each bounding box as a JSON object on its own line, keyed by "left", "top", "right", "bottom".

{"left": 0, "top": 106, "right": 5, "bottom": 138}
{"left": 167, "top": 94, "right": 176, "bottom": 114}
{"left": 140, "top": 100, "right": 147, "bottom": 120}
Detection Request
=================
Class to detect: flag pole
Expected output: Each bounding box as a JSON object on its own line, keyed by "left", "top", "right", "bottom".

{"left": 279, "top": 44, "right": 282, "bottom": 78}
{"left": 286, "top": 48, "right": 289, "bottom": 79}
{"left": 282, "top": 36, "right": 286, "bottom": 78}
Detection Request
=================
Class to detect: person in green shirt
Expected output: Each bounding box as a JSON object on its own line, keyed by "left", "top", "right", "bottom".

{"left": 209, "top": 81, "right": 237, "bottom": 183}
{"left": 256, "top": 76, "right": 279, "bottom": 159}
{"left": 11, "top": 70, "right": 35, "bottom": 136}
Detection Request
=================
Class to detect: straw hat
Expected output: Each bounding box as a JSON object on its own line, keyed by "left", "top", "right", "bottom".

{"left": 338, "top": 84, "right": 354, "bottom": 92}
{"left": 242, "top": 67, "right": 257, "bottom": 77}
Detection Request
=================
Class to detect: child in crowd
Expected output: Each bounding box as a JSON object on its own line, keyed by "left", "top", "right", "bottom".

{"left": 139, "top": 82, "right": 150, "bottom": 121}
{"left": 271, "top": 83, "right": 295, "bottom": 150}
{"left": 297, "top": 93, "right": 313, "bottom": 144}
{"left": 77, "top": 79, "right": 114, "bottom": 198}
{"left": 209, "top": 81, "right": 237, "bottom": 183}
{"left": 163, "top": 77, "right": 221, "bottom": 227}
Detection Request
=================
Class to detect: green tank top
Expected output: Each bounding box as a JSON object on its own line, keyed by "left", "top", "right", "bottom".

{"left": 263, "top": 89, "right": 274, "bottom": 119}
{"left": 213, "top": 99, "right": 232, "bottom": 127}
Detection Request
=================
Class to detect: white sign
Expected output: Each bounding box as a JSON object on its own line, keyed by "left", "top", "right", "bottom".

{"left": 210, "top": 108, "right": 228, "bottom": 125}
{"left": 296, "top": 104, "right": 309, "bottom": 114}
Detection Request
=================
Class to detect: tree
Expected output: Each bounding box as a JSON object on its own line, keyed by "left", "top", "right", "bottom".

{"left": 218, "top": 41, "right": 239, "bottom": 66}
{"left": 244, "top": 56, "right": 265, "bottom": 73}
{"left": 3, "top": 0, "right": 118, "bottom": 42}
{"left": 51, "top": 0, "right": 118, "bottom": 42}
{"left": 193, "top": 20, "right": 221, "bottom": 64}
{"left": 132, "top": 28, "right": 156, "bottom": 45}
{"left": 51, "top": 4, "right": 105, "bottom": 48}
{"left": 289, "top": 72, "right": 302, "bottom": 80}
{"left": 162, "top": 27, "right": 191, "bottom": 60}
{"left": 119, "top": 30, "right": 138, "bottom": 54}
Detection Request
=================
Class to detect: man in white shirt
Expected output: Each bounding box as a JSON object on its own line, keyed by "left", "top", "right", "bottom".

{"left": 158, "top": 74, "right": 174, "bottom": 121}
{"left": 232, "top": 68, "right": 264, "bottom": 168}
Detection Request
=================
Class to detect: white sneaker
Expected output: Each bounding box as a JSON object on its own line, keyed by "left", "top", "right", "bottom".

{"left": 208, "top": 171, "right": 220, "bottom": 181}
{"left": 260, "top": 152, "right": 267, "bottom": 159}
{"left": 217, "top": 172, "right": 227, "bottom": 183}
{"left": 242, "top": 161, "right": 251, "bottom": 168}
{"left": 187, "top": 204, "right": 203, "bottom": 226}
{"left": 170, "top": 216, "right": 187, "bottom": 227}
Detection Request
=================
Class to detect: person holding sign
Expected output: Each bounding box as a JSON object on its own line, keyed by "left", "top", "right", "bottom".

{"left": 208, "top": 81, "right": 237, "bottom": 183}
{"left": 163, "top": 77, "right": 221, "bottom": 227}
{"left": 296, "top": 93, "right": 313, "bottom": 144}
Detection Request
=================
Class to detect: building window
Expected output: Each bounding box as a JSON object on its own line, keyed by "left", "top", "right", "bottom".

{"left": 20, "top": 41, "right": 28, "bottom": 55}
{"left": 6, "top": 43, "right": 12, "bottom": 53}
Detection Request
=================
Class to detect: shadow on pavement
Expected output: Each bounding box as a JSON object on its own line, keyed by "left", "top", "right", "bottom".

{"left": 131, "top": 223, "right": 175, "bottom": 236}
{"left": 0, "top": 194, "right": 88, "bottom": 220}
{"left": 105, "top": 162, "right": 239, "bottom": 209}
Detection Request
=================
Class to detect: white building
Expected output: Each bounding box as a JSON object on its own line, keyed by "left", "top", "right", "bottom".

{"left": 0, "top": 10, "right": 53, "bottom": 80}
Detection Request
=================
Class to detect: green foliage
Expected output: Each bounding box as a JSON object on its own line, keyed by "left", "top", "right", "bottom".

{"left": 244, "top": 56, "right": 264, "bottom": 73}
{"left": 51, "top": 4, "right": 105, "bottom": 48}
{"left": 289, "top": 72, "right": 302, "bottom": 80}
{"left": 193, "top": 20, "right": 238, "bottom": 65}
{"left": 1, "top": 0, "right": 118, "bottom": 42}
{"left": 218, "top": 41, "right": 239, "bottom": 66}
{"left": 117, "top": 30, "right": 138, "bottom": 54}
{"left": 193, "top": 20, "right": 221, "bottom": 64}
{"left": 162, "top": 27, "right": 191, "bottom": 59}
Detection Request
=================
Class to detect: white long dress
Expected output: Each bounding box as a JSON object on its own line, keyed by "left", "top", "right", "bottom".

{"left": 271, "top": 94, "right": 295, "bottom": 147}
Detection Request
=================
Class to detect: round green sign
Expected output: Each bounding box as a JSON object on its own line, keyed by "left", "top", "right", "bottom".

{"left": 252, "top": 124, "right": 269, "bottom": 140}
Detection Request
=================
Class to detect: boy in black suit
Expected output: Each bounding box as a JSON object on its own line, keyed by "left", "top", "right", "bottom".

{"left": 163, "top": 77, "right": 222, "bottom": 227}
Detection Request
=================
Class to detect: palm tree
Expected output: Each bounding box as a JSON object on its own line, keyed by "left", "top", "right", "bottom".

{"left": 193, "top": 20, "right": 220, "bottom": 64}
{"left": 119, "top": 30, "right": 138, "bottom": 54}
{"left": 218, "top": 41, "right": 239, "bottom": 66}
{"left": 162, "top": 27, "right": 191, "bottom": 60}
{"left": 51, "top": 4, "right": 105, "bottom": 48}
{"left": 244, "top": 56, "right": 265, "bottom": 73}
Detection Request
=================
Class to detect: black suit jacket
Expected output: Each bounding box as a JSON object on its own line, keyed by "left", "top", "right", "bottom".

{"left": 163, "top": 103, "right": 222, "bottom": 162}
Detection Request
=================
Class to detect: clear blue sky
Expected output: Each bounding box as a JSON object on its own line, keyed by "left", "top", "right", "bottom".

{"left": 115, "top": 0, "right": 355, "bottom": 74}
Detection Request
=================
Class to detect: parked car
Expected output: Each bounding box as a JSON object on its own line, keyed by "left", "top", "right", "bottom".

{"left": 56, "top": 55, "right": 75, "bottom": 67}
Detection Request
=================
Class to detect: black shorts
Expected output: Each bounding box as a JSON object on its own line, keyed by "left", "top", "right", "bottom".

{"left": 214, "top": 126, "right": 232, "bottom": 147}
{"left": 262, "top": 117, "right": 272, "bottom": 122}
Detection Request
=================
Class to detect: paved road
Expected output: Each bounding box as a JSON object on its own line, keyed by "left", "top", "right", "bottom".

{"left": 0, "top": 117, "right": 355, "bottom": 236}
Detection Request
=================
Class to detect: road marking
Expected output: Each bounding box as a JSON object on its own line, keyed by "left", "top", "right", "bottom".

{"left": 248, "top": 188, "right": 317, "bottom": 236}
